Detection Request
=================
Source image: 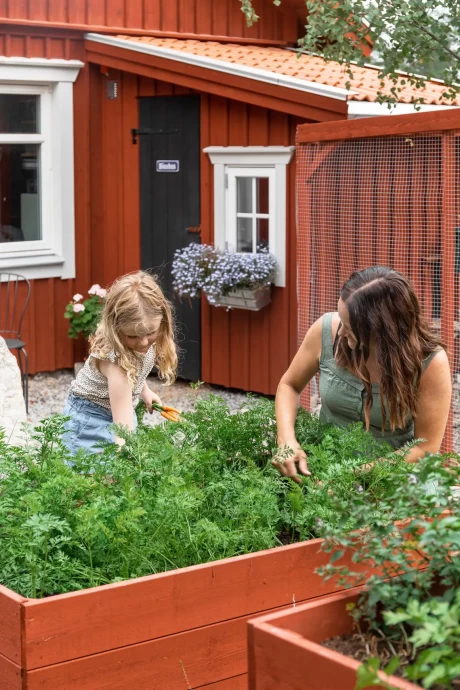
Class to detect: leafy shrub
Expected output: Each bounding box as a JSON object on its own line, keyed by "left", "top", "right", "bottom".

{"left": 318, "top": 455, "right": 460, "bottom": 689}
{"left": 63, "top": 284, "right": 106, "bottom": 339}
{"left": 0, "top": 396, "right": 410, "bottom": 598}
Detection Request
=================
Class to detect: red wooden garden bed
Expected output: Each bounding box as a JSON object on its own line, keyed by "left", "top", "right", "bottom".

{"left": 0, "top": 538, "right": 358, "bottom": 690}
{"left": 248, "top": 587, "right": 418, "bottom": 690}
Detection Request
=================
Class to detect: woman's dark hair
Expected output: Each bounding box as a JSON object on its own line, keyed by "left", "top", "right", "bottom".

{"left": 335, "top": 266, "right": 443, "bottom": 431}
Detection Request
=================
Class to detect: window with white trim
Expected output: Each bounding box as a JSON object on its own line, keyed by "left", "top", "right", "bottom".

{"left": 204, "top": 146, "right": 295, "bottom": 287}
{"left": 0, "top": 58, "right": 83, "bottom": 280}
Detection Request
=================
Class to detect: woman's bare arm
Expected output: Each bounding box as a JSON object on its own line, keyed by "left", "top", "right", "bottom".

{"left": 273, "top": 317, "right": 323, "bottom": 482}
{"left": 407, "top": 350, "right": 452, "bottom": 463}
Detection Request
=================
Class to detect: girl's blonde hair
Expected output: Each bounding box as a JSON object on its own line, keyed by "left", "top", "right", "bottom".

{"left": 89, "top": 271, "right": 177, "bottom": 386}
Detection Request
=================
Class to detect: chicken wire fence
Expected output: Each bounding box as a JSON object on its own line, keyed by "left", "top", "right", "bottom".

{"left": 297, "top": 128, "right": 458, "bottom": 452}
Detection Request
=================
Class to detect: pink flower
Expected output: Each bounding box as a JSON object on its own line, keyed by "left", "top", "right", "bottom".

{"left": 88, "top": 284, "right": 101, "bottom": 295}
{"left": 73, "top": 303, "right": 85, "bottom": 313}
{"left": 73, "top": 293, "right": 83, "bottom": 302}
{"left": 96, "top": 288, "right": 107, "bottom": 299}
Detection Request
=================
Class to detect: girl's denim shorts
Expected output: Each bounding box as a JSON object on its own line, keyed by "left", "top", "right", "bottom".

{"left": 62, "top": 393, "right": 137, "bottom": 455}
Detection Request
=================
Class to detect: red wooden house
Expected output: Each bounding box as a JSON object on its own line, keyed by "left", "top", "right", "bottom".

{"left": 0, "top": 0, "right": 456, "bottom": 395}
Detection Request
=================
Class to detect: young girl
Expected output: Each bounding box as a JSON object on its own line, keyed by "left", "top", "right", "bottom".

{"left": 63, "top": 271, "right": 177, "bottom": 454}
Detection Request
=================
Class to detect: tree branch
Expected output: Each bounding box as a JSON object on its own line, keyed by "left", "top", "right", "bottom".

{"left": 409, "top": 18, "right": 460, "bottom": 64}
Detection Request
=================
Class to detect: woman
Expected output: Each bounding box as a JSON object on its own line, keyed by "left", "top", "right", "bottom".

{"left": 274, "top": 267, "right": 452, "bottom": 482}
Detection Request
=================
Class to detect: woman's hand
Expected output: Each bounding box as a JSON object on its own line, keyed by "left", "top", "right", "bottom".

{"left": 271, "top": 441, "right": 311, "bottom": 484}
{"left": 141, "top": 384, "right": 162, "bottom": 413}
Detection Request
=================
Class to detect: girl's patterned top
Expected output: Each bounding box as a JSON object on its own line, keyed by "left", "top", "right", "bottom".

{"left": 70, "top": 346, "right": 156, "bottom": 411}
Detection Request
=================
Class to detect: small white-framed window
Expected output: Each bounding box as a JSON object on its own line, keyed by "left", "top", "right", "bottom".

{"left": 204, "top": 146, "right": 295, "bottom": 287}
{"left": 0, "top": 58, "right": 83, "bottom": 280}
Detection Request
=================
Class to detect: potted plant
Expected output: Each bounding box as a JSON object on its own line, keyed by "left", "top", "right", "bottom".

{"left": 248, "top": 455, "right": 460, "bottom": 690}
{"left": 172, "top": 243, "right": 277, "bottom": 311}
{"left": 0, "top": 398, "right": 413, "bottom": 689}
{"left": 64, "top": 284, "right": 106, "bottom": 375}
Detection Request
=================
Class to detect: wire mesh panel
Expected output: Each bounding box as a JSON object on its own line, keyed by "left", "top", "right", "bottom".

{"left": 297, "top": 128, "right": 458, "bottom": 451}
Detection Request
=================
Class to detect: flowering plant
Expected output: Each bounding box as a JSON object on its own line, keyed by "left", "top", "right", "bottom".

{"left": 64, "top": 284, "right": 106, "bottom": 339}
{"left": 171, "top": 244, "right": 277, "bottom": 306}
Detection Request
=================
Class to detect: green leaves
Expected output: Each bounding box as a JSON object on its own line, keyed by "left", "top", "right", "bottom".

{"left": 355, "top": 657, "right": 399, "bottom": 690}
{"left": 319, "top": 451, "right": 460, "bottom": 690}
{"left": 240, "top": 0, "right": 460, "bottom": 105}
{"left": 64, "top": 293, "right": 103, "bottom": 340}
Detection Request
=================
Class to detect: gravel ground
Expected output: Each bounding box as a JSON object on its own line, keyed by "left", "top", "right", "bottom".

{"left": 26, "top": 369, "right": 254, "bottom": 428}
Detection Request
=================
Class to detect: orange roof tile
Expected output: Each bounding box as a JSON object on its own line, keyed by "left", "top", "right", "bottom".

{"left": 116, "top": 36, "right": 460, "bottom": 106}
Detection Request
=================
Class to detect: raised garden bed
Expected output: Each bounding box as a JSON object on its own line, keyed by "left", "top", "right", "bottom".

{"left": 248, "top": 587, "right": 417, "bottom": 690}
{"left": 1, "top": 397, "right": 457, "bottom": 689}
{"left": 248, "top": 468, "right": 460, "bottom": 690}
{"left": 0, "top": 539, "right": 359, "bottom": 690}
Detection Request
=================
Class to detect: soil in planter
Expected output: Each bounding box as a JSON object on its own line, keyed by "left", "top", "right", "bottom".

{"left": 323, "top": 634, "right": 460, "bottom": 690}
{"left": 277, "top": 528, "right": 302, "bottom": 545}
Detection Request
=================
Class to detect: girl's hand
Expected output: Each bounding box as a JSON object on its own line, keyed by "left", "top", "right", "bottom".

{"left": 142, "top": 386, "right": 163, "bottom": 413}
{"left": 271, "top": 441, "right": 311, "bottom": 484}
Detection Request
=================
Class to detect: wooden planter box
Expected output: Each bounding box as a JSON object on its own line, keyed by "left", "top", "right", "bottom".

{"left": 248, "top": 587, "right": 418, "bottom": 690}
{"left": 0, "top": 538, "right": 361, "bottom": 690}
{"left": 211, "top": 285, "right": 271, "bottom": 311}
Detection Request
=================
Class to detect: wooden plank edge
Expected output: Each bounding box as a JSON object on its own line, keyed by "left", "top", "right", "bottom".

{"left": 22, "top": 538, "right": 357, "bottom": 669}
{"left": 0, "top": 584, "right": 26, "bottom": 665}
{"left": 197, "top": 674, "right": 247, "bottom": 689}
{"left": 297, "top": 107, "right": 460, "bottom": 143}
{"left": 24, "top": 596, "right": 328, "bottom": 690}
{"left": 0, "top": 650, "right": 22, "bottom": 690}
{"left": 0, "top": 17, "right": 289, "bottom": 45}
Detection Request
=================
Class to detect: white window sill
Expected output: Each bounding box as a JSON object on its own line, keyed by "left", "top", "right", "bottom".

{"left": 0, "top": 253, "right": 67, "bottom": 280}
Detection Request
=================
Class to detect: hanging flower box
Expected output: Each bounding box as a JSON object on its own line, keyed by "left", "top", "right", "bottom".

{"left": 172, "top": 243, "right": 277, "bottom": 311}
{"left": 211, "top": 285, "right": 272, "bottom": 311}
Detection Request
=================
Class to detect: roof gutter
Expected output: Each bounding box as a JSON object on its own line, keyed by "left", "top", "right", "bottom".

{"left": 86, "top": 32, "right": 351, "bottom": 102}
{"left": 348, "top": 101, "right": 459, "bottom": 118}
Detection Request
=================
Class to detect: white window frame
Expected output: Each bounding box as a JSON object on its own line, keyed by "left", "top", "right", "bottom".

{"left": 226, "top": 167, "right": 275, "bottom": 254}
{"left": 0, "top": 58, "right": 83, "bottom": 280}
{"left": 204, "top": 146, "right": 295, "bottom": 287}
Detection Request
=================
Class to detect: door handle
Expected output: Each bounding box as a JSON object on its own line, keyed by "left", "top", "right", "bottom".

{"left": 187, "top": 226, "right": 201, "bottom": 234}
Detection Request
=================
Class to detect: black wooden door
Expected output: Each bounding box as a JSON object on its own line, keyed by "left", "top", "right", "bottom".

{"left": 139, "top": 95, "right": 201, "bottom": 381}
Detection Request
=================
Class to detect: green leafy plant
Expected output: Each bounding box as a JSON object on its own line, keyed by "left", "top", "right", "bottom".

{"left": 64, "top": 283, "right": 106, "bottom": 339}
{"left": 0, "top": 396, "right": 431, "bottom": 601}
{"left": 318, "top": 455, "right": 460, "bottom": 689}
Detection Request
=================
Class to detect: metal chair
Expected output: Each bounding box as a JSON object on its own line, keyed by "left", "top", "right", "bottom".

{"left": 0, "top": 272, "right": 31, "bottom": 413}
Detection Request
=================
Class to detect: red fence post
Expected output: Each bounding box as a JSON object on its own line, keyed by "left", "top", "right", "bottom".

{"left": 441, "top": 131, "right": 455, "bottom": 453}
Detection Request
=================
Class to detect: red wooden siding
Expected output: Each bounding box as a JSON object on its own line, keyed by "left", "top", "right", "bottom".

{"left": 88, "top": 66, "right": 303, "bottom": 393}
{"left": 0, "top": 28, "right": 90, "bottom": 374}
{"left": 0, "top": 0, "right": 298, "bottom": 43}
{"left": 0, "top": 26, "right": 308, "bottom": 391}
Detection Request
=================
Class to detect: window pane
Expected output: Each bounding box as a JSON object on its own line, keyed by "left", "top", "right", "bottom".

{"left": 0, "top": 94, "right": 39, "bottom": 134}
{"left": 237, "top": 217, "right": 253, "bottom": 252}
{"left": 257, "top": 218, "right": 269, "bottom": 251}
{"left": 237, "top": 177, "right": 252, "bottom": 213}
{"left": 0, "top": 144, "right": 41, "bottom": 243}
{"left": 256, "top": 177, "right": 269, "bottom": 214}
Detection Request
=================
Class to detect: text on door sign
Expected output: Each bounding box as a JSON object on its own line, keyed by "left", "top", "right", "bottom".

{"left": 156, "top": 160, "right": 180, "bottom": 173}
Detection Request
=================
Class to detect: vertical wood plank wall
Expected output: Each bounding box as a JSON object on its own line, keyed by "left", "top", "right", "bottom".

{"left": 0, "top": 0, "right": 297, "bottom": 42}
{"left": 0, "top": 28, "right": 90, "bottom": 373}
{"left": 90, "top": 68, "right": 303, "bottom": 394}
{"left": 0, "top": 27, "right": 303, "bottom": 393}
{"left": 0, "top": 28, "right": 298, "bottom": 394}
